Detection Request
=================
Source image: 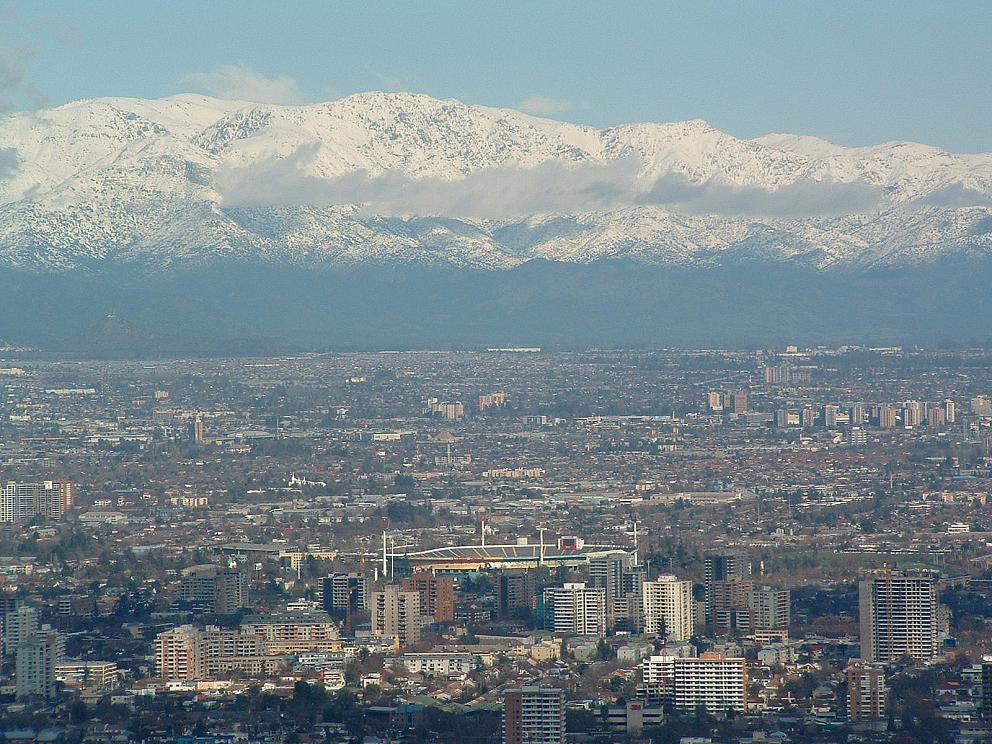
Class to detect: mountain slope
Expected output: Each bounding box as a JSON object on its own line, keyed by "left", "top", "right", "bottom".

{"left": 1, "top": 92, "right": 991, "bottom": 274}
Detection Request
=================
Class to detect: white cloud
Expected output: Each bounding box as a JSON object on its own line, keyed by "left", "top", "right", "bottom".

{"left": 215, "top": 144, "right": 883, "bottom": 220}
{"left": 181, "top": 65, "right": 306, "bottom": 105}
{"left": 518, "top": 96, "right": 575, "bottom": 117}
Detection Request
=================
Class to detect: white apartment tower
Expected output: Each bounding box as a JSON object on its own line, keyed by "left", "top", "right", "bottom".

{"left": 642, "top": 575, "right": 694, "bottom": 641}
{"left": 1, "top": 480, "right": 74, "bottom": 523}
{"left": 543, "top": 583, "right": 607, "bottom": 636}
{"left": 3, "top": 604, "right": 40, "bottom": 655}
{"left": 16, "top": 630, "right": 65, "bottom": 699}
{"left": 672, "top": 653, "right": 748, "bottom": 714}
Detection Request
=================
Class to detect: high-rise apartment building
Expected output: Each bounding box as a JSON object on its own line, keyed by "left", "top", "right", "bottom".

{"left": 672, "top": 653, "right": 748, "bottom": 714}
{"left": 878, "top": 405, "right": 898, "bottom": 428}
{"left": 588, "top": 550, "right": 638, "bottom": 627}
{"left": 401, "top": 571, "right": 455, "bottom": 623}
{"left": 503, "top": 686, "right": 565, "bottom": 744}
{"left": 745, "top": 586, "right": 790, "bottom": 631}
{"left": 425, "top": 398, "right": 465, "bottom": 420}
{"left": 155, "top": 625, "right": 270, "bottom": 680}
{"left": 479, "top": 392, "right": 509, "bottom": 411}
{"left": 3, "top": 604, "right": 40, "bottom": 655}
{"left": 498, "top": 570, "right": 536, "bottom": 618}
{"left": 371, "top": 584, "right": 422, "bottom": 647}
{"left": 925, "top": 403, "right": 946, "bottom": 428}
{"left": 705, "top": 550, "right": 752, "bottom": 584}
{"left": 823, "top": 404, "right": 839, "bottom": 428}
{"left": 847, "top": 661, "right": 887, "bottom": 720}
{"left": 16, "top": 630, "right": 64, "bottom": 699}
{"left": 177, "top": 565, "right": 248, "bottom": 614}
{"left": 187, "top": 415, "right": 205, "bottom": 444}
{"left": 642, "top": 575, "right": 693, "bottom": 641}
{"left": 1, "top": 480, "right": 74, "bottom": 523}
{"left": 640, "top": 647, "right": 698, "bottom": 706}
{"left": 971, "top": 395, "right": 992, "bottom": 417}
{"left": 704, "top": 550, "right": 752, "bottom": 629}
{"left": 859, "top": 572, "right": 939, "bottom": 663}
{"left": 981, "top": 657, "right": 992, "bottom": 720}
{"left": 240, "top": 611, "right": 341, "bottom": 654}
{"left": 903, "top": 400, "right": 923, "bottom": 428}
{"left": 732, "top": 390, "right": 748, "bottom": 414}
{"left": 322, "top": 572, "right": 368, "bottom": 618}
{"left": 543, "top": 583, "right": 607, "bottom": 636}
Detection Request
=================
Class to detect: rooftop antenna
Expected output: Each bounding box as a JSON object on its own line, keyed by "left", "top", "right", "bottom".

{"left": 633, "top": 521, "right": 639, "bottom": 555}
{"left": 539, "top": 527, "right": 546, "bottom": 567}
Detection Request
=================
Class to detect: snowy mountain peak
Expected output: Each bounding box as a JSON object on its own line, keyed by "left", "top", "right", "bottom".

{"left": 0, "top": 91, "right": 990, "bottom": 274}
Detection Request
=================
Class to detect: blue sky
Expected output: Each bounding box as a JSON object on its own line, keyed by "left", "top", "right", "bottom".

{"left": 3, "top": 0, "right": 991, "bottom": 152}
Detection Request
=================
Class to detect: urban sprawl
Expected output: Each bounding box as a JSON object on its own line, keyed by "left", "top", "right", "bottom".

{"left": 2, "top": 347, "right": 992, "bottom": 744}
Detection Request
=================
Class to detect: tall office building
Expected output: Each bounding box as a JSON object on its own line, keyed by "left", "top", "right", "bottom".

{"left": 177, "top": 565, "right": 248, "bottom": 614}
{"left": 847, "top": 661, "right": 887, "bottom": 721}
{"left": 859, "top": 572, "right": 939, "bottom": 663}
{"left": 707, "top": 391, "right": 724, "bottom": 412}
{"left": 15, "top": 630, "right": 64, "bottom": 699}
{"left": 3, "top": 604, "right": 39, "bottom": 655}
{"left": 543, "top": 583, "right": 607, "bottom": 636}
{"left": 672, "top": 653, "right": 748, "bottom": 714}
{"left": 1, "top": 480, "right": 74, "bottom": 523}
{"left": 498, "top": 570, "right": 536, "bottom": 618}
{"left": 503, "top": 686, "right": 565, "bottom": 744}
{"left": 322, "top": 572, "right": 368, "bottom": 617}
{"left": 642, "top": 575, "right": 693, "bottom": 641}
{"left": 401, "top": 571, "right": 455, "bottom": 623}
{"left": 371, "top": 584, "right": 422, "bottom": 647}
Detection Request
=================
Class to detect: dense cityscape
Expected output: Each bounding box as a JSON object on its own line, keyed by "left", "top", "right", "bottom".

{"left": 1, "top": 346, "right": 991, "bottom": 743}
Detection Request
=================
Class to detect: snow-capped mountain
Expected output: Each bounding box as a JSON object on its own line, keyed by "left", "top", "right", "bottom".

{"left": 1, "top": 91, "right": 991, "bottom": 274}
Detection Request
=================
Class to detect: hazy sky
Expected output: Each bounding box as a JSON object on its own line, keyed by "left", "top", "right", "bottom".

{"left": 3, "top": 0, "right": 991, "bottom": 152}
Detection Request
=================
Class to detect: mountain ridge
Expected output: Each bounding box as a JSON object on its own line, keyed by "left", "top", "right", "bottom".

{"left": 1, "top": 91, "right": 991, "bottom": 275}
